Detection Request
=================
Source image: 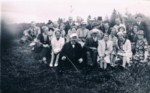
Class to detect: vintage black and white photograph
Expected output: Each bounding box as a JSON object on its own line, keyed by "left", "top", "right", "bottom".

{"left": 1, "top": 0, "right": 150, "bottom": 93}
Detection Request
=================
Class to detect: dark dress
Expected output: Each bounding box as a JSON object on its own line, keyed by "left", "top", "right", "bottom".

{"left": 101, "top": 27, "right": 111, "bottom": 35}
{"left": 34, "top": 33, "right": 51, "bottom": 60}
{"left": 127, "top": 31, "right": 138, "bottom": 54}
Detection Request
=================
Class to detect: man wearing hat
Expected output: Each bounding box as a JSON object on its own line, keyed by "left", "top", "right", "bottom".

{"left": 84, "top": 28, "right": 99, "bottom": 68}
{"left": 135, "top": 14, "right": 149, "bottom": 44}
{"left": 133, "top": 30, "right": 148, "bottom": 63}
{"left": 59, "top": 33, "right": 83, "bottom": 72}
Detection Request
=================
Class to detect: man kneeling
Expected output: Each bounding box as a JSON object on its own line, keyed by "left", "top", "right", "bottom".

{"left": 59, "top": 33, "right": 83, "bottom": 72}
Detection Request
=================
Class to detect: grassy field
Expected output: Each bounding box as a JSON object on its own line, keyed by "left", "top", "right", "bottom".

{"left": 1, "top": 40, "right": 150, "bottom": 93}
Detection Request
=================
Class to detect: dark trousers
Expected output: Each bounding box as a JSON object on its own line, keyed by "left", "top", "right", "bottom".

{"left": 86, "top": 50, "right": 98, "bottom": 67}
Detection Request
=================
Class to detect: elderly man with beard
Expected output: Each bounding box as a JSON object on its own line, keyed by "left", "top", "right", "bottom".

{"left": 58, "top": 33, "right": 83, "bottom": 73}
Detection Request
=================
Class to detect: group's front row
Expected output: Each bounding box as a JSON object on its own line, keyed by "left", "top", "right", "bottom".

{"left": 29, "top": 26, "right": 150, "bottom": 71}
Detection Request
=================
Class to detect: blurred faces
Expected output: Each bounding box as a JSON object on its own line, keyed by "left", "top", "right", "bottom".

{"left": 72, "top": 27, "right": 76, "bottom": 31}
{"left": 118, "top": 27, "right": 125, "bottom": 32}
{"left": 118, "top": 35, "right": 125, "bottom": 41}
{"left": 104, "top": 34, "right": 109, "bottom": 41}
{"left": 31, "top": 22, "right": 36, "bottom": 28}
{"left": 68, "top": 17, "right": 73, "bottom": 23}
{"left": 115, "top": 18, "right": 121, "bottom": 25}
{"left": 55, "top": 31, "right": 61, "bottom": 39}
{"left": 42, "top": 26, "right": 49, "bottom": 34}
{"left": 136, "top": 16, "right": 142, "bottom": 23}
{"left": 81, "top": 24, "right": 86, "bottom": 29}
{"left": 110, "top": 28, "right": 116, "bottom": 36}
{"left": 137, "top": 34, "right": 144, "bottom": 40}
{"left": 133, "top": 25, "right": 138, "bottom": 33}
{"left": 60, "top": 23, "right": 65, "bottom": 30}
{"left": 104, "top": 22, "right": 109, "bottom": 29}
{"left": 48, "top": 23, "right": 54, "bottom": 28}
{"left": 70, "top": 36, "right": 78, "bottom": 44}
{"left": 137, "top": 30, "right": 144, "bottom": 39}
{"left": 91, "top": 32, "right": 98, "bottom": 37}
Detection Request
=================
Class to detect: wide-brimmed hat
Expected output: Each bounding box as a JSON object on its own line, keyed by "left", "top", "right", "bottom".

{"left": 137, "top": 30, "right": 144, "bottom": 35}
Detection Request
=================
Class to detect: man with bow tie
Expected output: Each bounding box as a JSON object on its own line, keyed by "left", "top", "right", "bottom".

{"left": 59, "top": 33, "right": 83, "bottom": 72}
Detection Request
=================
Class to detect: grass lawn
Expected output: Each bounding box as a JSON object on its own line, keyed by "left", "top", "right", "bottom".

{"left": 1, "top": 40, "right": 150, "bottom": 93}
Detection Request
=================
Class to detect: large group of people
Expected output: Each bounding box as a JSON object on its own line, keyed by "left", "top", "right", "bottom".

{"left": 20, "top": 15, "right": 150, "bottom": 73}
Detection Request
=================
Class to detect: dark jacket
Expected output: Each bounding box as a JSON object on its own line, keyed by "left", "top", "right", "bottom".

{"left": 37, "top": 33, "right": 50, "bottom": 45}
{"left": 84, "top": 37, "right": 98, "bottom": 51}
{"left": 127, "top": 31, "right": 138, "bottom": 43}
{"left": 101, "top": 27, "right": 111, "bottom": 35}
{"left": 61, "top": 42, "right": 83, "bottom": 62}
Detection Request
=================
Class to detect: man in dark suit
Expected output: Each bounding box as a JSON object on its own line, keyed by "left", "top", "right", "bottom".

{"left": 84, "top": 29, "right": 99, "bottom": 67}
{"left": 135, "top": 14, "right": 150, "bottom": 44}
{"left": 101, "top": 21, "right": 111, "bottom": 35}
{"left": 59, "top": 33, "right": 83, "bottom": 72}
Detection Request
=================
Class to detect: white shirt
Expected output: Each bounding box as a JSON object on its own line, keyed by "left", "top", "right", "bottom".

{"left": 51, "top": 37, "right": 65, "bottom": 54}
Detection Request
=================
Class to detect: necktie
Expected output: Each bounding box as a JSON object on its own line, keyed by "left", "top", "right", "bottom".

{"left": 105, "top": 41, "right": 107, "bottom": 51}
